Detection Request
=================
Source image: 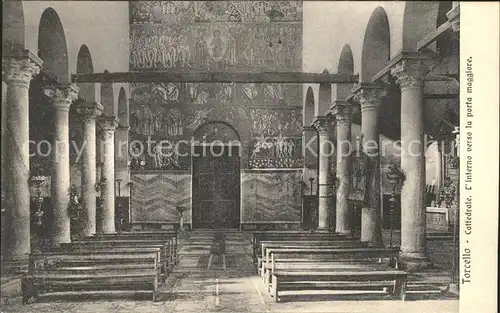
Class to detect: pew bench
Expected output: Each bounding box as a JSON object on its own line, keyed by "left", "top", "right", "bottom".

{"left": 90, "top": 231, "right": 178, "bottom": 263}
{"left": 270, "top": 269, "right": 408, "bottom": 302}
{"left": 252, "top": 232, "right": 356, "bottom": 261}
{"left": 66, "top": 239, "right": 173, "bottom": 272}
{"left": 262, "top": 247, "right": 400, "bottom": 280}
{"left": 257, "top": 240, "right": 364, "bottom": 272}
{"left": 22, "top": 251, "right": 161, "bottom": 303}
{"left": 56, "top": 244, "right": 168, "bottom": 279}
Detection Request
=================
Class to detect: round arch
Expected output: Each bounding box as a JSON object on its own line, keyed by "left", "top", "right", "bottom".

{"left": 402, "top": 2, "right": 443, "bottom": 52}
{"left": 76, "top": 45, "right": 95, "bottom": 102}
{"left": 192, "top": 120, "right": 241, "bottom": 143}
{"left": 100, "top": 69, "right": 114, "bottom": 116}
{"left": 361, "top": 7, "right": 390, "bottom": 83}
{"left": 38, "top": 8, "right": 70, "bottom": 83}
{"left": 3, "top": 1, "right": 25, "bottom": 54}
{"left": 303, "top": 87, "right": 315, "bottom": 126}
{"left": 117, "top": 87, "right": 129, "bottom": 127}
{"left": 316, "top": 69, "right": 331, "bottom": 117}
{"left": 335, "top": 44, "right": 354, "bottom": 101}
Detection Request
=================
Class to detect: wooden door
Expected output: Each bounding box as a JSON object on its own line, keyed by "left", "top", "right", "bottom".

{"left": 192, "top": 145, "right": 240, "bottom": 229}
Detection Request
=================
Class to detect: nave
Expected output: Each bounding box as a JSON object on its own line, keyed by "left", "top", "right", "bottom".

{"left": 2, "top": 230, "right": 458, "bottom": 313}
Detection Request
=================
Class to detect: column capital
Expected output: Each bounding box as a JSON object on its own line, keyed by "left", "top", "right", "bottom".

{"left": 99, "top": 116, "right": 120, "bottom": 131}
{"left": 330, "top": 101, "right": 353, "bottom": 123}
{"left": 2, "top": 50, "right": 43, "bottom": 87}
{"left": 76, "top": 101, "right": 104, "bottom": 121}
{"left": 117, "top": 125, "right": 131, "bottom": 132}
{"left": 312, "top": 116, "right": 335, "bottom": 134}
{"left": 390, "top": 58, "right": 435, "bottom": 90}
{"left": 302, "top": 125, "right": 316, "bottom": 132}
{"left": 351, "top": 83, "right": 387, "bottom": 112}
{"left": 43, "top": 84, "right": 80, "bottom": 111}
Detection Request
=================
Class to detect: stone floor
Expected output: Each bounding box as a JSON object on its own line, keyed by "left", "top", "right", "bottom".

{"left": 1, "top": 230, "right": 459, "bottom": 313}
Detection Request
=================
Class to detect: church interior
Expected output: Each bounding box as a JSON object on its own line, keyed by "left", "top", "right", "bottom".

{"left": 1, "top": 1, "right": 461, "bottom": 312}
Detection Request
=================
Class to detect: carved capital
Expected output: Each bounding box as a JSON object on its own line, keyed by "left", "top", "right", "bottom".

{"left": 390, "top": 59, "right": 434, "bottom": 90}
{"left": 312, "top": 116, "right": 335, "bottom": 135}
{"left": 351, "top": 84, "right": 386, "bottom": 112}
{"left": 330, "top": 101, "right": 353, "bottom": 123}
{"left": 76, "top": 101, "right": 104, "bottom": 121}
{"left": 98, "top": 116, "right": 119, "bottom": 131}
{"left": 2, "top": 50, "right": 43, "bottom": 87}
{"left": 302, "top": 125, "right": 316, "bottom": 132}
{"left": 43, "top": 84, "right": 80, "bottom": 111}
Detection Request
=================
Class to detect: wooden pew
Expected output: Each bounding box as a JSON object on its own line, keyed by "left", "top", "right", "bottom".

{"left": 63, "top": 239, "right": 172, "bottom": 273}
{"left": 252, "top": 231, "right": 356, "bottom": 261}
{"left": 262, "top": 247, "right": 400, "bottom": 283}
{"left": 87, "top": 233, "right": 178, "bottom": 265}
{"left": 257, "top": 240, "right": 364, "bottom": 275}
{"left": 22, "top": 250, "right": 161, "bottom": 303}
{"left": 56, "top": 244, "right": 169, "bottom": 278}
{"left": 270, "top": 268, "right": 408, "bottom": 302}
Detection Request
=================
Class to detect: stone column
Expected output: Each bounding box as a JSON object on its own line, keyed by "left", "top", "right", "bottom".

{"left": 75, "top": 102, "right": 103, "bottom": 237}
{"left": 352, "top": 84, "right": 386, "bottom": 246}
{"left": 391, "top": 58, "right": 433, "bottom": 270}
{"left": 312, "top": 116, "right": 335, "bottom": 231}
{"left": 44, "top": 84, "right": 80, "bottom": 245}
{"left": 331, "top": 101, "right": 353, "bottom": 234}
{"left": 2, "top": 51, "right": 42, "bottom": 260}
{"left": 98, "top": 116, "right": 119, "bottom": 233}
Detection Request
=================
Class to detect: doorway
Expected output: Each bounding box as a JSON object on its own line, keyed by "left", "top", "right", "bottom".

{"left": 192, "top": 144, "right": 241, "bottom": 229}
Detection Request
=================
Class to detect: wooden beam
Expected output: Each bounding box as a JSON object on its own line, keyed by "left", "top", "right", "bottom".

{"left": 424, "top": 93, "right": 459, "bottom": 100}
{"left": 417, "top": 20, "right": 452, "bottom": 51}
{"left": 72, "top": 70, "right": 359, "bottom": 84}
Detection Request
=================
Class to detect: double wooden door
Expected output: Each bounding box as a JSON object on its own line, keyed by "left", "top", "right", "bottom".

{"left": 192, "top": 145, "right": 240, "bottom": 229}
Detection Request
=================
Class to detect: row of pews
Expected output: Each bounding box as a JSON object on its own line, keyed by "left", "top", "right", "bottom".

{"left": 252, "top": 231, "right": 408, "bottom": 302}
{"left": 21, "top": 230, "right": 177, "bottom": 304}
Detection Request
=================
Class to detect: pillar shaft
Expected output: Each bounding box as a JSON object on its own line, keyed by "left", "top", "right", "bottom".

{"left": 45, "top": 84, "right": 79, "bottom": 245}
{"left": 2, "top": 52, "right": 42, "bottom": 260}
{"left": 312, "top": 116, "right": 335, "bottom": 230}
{"left": 98, "top": 116, "right": 119, "bottom": 233}
{"left": 76, "top": 102, "right": 103, "bottom": 237}
{"left": 391, "top": 58, "right": 433, "bottom": 269}
{"left": 332, "top": 102, "right": 353, "bottom": 234}
{"left": 353, "top": 85, "right": 386, "bottom": 246}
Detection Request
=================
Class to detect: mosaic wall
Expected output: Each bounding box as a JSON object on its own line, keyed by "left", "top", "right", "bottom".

{"left": 241, "top": 170, "right": 302, "bottom": 222}
{"left": 129, "top": 1, "right": 303, "bottom": 170}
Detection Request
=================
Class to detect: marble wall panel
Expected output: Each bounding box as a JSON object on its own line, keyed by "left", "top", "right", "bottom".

{"left": 241, "top": 170, "right": 302, "bottom": 222}
{"left": 131, "top": 171, "right": 191, "bottom": 223}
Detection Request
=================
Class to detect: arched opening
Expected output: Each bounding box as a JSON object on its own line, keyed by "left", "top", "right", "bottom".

{"left": 304, "top": 87, "right": 315, "bottom": 126}
{"left": 402, "top": 2, "right": 442, "bottom": 51}
{"left": 191, "top": 121, "right": 241, "bottom": 229}
{"left": 118, "top": 87, "right": 129, "bottom": 127}
{"left": 38, "top": 8, "right": 70, "bottom": 83}
{"left": 76, "top": 45, "right": 95, "bottom": 102}
{"left": 2, "top": 1, "right": 25, "bottom": 54}
{"left": 361, "top": 7, "right": 390, "bottom": 83}
{"left": 100, "top": 70, "right": 115, "bottom": 117}
{"left": 316, "top": 69, "right": 331, "bottom": 117}
{"left": 336, "top": 44, "right": 355, "bottom": 101}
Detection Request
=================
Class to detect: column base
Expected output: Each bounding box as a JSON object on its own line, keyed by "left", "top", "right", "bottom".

{"left": 398, "top": 254, "right": 434, "bottom": 272}
{"left": 315, "top": 228, "right": 334, "bottom": 233}
{"left": 442, "top": 283, "right": 460, "bottom": 296}
{"left": 360, "top": 240, "right": 385, "bottom": 248}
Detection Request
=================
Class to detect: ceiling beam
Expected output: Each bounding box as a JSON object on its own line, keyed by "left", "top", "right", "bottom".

{"left": 72, "top": 71, "right": 359, "bottom": 84}
{"left": 416, "top": 20, "right": 453, "bottom": 51}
